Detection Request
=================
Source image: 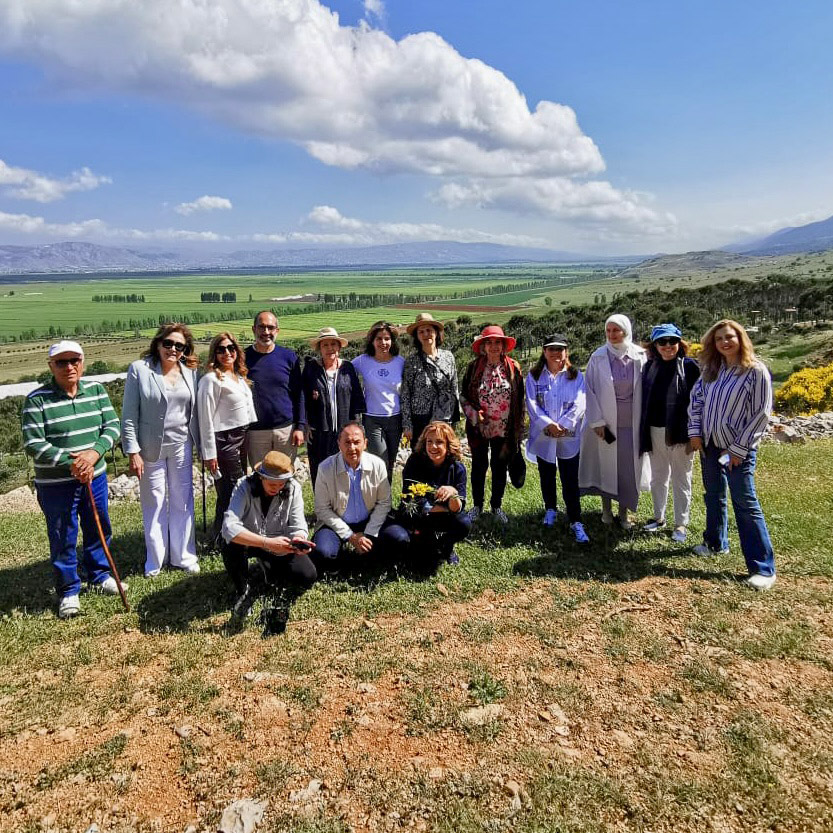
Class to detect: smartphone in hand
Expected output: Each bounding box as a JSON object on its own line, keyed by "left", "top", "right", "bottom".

{"left": 291, "top": 539, "right": 315, "bottom": 554}
{"left": 603, "top": 426, "right": 617, "bottom": 444}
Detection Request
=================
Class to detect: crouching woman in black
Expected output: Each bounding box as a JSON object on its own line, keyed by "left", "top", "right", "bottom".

{"left": 398, "top": 420, "right": 471, "bottom": 568}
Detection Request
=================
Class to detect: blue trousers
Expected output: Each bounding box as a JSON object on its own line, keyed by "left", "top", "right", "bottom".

{"left": 700, "top": 444, "right": 775, "bottom": 577}
{"left": 312, "top": 518, "right": 410, "bottom": 564}
{"left": 36, "top": 472, "right": 112, "bottom": 598}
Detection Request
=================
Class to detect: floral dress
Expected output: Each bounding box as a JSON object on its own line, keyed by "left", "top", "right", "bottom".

{"left": 477, "top": 362, "right": 511, "bottom": 439}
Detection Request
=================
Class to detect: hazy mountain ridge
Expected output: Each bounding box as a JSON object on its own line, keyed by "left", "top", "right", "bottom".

{"left": 0, "top": 240, "right": 619, "bottom": 275}
{"left": 726, "top": 214, "right": 833, "bottom": 256}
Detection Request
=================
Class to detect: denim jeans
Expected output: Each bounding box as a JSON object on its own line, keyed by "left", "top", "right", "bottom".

{"left": 36, "top": 472, "right": 112, "bottom": 598}
{"left": 700, "top": 444, "right": 775, "bottom": 576}
{"left": 363, "top": 414, "right": 402, "bottom": 481}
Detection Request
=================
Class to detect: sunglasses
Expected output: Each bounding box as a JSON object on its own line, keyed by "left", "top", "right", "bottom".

{"left": 161, "top": 339, "right": 187, "bottom": 352}
{"left": 52, "top": 357, "right": 82, "bottom": 368}
{"left": 215, "top": 344, "right": 237, "bottom": 355}
{"left": 655, "top": 338, "right": 680, "bottom": 347}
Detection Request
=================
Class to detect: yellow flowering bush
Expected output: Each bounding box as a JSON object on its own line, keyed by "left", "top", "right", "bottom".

{"left": 687, "top": 342, "right": 703, "bottom": 359}
{"left": 775, "top": 364, "right": 833, "bottom": 415}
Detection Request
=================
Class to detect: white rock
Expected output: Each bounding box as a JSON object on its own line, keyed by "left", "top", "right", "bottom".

{"left": 217, "top": 798, "right": 267, "bottom": 833}
{"left": 460, "top": 703, "right": 504, "bottom": 727}
{"left": 289, "top": 778, "right": 323, "bottom": 804}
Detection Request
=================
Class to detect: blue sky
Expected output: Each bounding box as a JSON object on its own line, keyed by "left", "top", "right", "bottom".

{"left": 0, "top": 0, "right": 831, "bottom": 255}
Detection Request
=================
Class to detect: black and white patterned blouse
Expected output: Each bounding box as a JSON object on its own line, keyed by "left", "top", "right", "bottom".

{"left": 401, "top": 349, "right": 460, "bottom": 430}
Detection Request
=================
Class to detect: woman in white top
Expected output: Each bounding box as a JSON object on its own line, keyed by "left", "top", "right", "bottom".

{"left": 579, "top": 314, "right": 650, "bottom": 530}
{"left": 351, "top": 321, "right": 405, "bottom": 482}
{"left": 525, "top": 333, "right": 589, "bottom": 543}
{"left": 198, "top": 331, "right": 257, "bottom": 545}
{"left": 121, "top": 323, "right": 201, "bottom": 577}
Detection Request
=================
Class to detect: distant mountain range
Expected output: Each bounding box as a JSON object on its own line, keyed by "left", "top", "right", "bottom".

{"left": 725, "top": 214, "right": 833, "bottom": 256}
{"left": 0, "top": 240, "right": 624, "bottom": 275}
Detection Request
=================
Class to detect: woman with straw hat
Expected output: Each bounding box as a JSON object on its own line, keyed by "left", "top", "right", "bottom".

{"left": 401, "top": 313, "right": 460, "bottom": 446}
{"left": 460, "top": 325, "right": 524, "bottom": 525}
{"left": 301, "top": 327, "right": 366, "bottom": 486}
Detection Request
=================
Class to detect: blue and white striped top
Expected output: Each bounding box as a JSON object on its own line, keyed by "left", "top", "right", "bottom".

{"left": 687, "top": 361, "right": 771, "bottom": 459}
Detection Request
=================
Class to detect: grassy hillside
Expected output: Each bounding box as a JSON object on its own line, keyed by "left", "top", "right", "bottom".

{"left": 1, "top": 442, "right": 832, "bottom": 832}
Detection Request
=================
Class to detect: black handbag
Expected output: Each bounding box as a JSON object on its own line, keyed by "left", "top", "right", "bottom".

{"left": 508, "top": 446, "right": 527, "bottom": 489}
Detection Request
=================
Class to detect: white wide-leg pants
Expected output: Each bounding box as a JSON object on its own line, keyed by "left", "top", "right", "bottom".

{"left": 139, "top": 442, "right": 198, "bottom": 575}
{"left": 648, "top": 426, "right": 694, "bottom": 528}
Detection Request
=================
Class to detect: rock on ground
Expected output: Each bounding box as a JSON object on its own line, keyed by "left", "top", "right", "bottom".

{"left": 217, "top": 798, "right": 267, "bottom": 833}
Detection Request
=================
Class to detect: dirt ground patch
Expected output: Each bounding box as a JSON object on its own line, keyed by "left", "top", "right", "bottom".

{"left": 2, "top": 574, "right": 832, "bottom": 832}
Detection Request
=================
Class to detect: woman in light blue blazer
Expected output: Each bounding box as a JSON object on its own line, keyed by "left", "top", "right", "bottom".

{"left": 122, "top": 323, "right": 201, "bottom": 577}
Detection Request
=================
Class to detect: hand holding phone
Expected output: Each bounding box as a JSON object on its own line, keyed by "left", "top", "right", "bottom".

{"left": 290, "top": 538, "right": 315, "bottom": 554}
{"left": 603, "top": 426, "right": 616, "bottom": 444}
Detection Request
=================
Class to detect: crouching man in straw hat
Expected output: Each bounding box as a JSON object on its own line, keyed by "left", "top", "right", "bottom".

{"left": 21, "top": 341, "right": 125, "bottom": 619}
{"left": 221, "top": 450, "right": 316, "bottom": 630}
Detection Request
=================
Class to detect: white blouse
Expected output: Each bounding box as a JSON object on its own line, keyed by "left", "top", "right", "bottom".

{"left": 197, "top": 371, "right": 257, "bottom": 459}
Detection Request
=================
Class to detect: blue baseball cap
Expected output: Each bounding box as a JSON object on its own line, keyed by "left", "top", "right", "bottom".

{"left": 650, "top": 323, "right": 682, "bottom": 342}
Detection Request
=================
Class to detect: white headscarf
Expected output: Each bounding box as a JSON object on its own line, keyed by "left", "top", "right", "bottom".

{"left": 605, "top": 314, "right": 635, "bottom": 359}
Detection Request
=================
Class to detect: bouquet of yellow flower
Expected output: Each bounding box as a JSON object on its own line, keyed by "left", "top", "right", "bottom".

{"left": 399, "top": 482, "right": 436, "bottom": 519}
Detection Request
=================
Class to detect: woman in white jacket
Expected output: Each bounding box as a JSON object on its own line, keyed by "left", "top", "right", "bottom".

{"left": 579, "top": 314, "right": 650, "bottom": 529}
{"left": 525, "top": 333, "right": 589, "bottom": 543}
{"left": 198, "top": 332, "right": 257, "bottom": 545}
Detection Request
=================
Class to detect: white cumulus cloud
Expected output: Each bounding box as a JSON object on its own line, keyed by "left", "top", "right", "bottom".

{"left": 0, "top": 158, "right": 111, "bottom": 203}
{"left": 174, "top": 195, "right": 233, "bottom": 215}
{"left": 363, "top": 0, "right": 385, "bottom": 22}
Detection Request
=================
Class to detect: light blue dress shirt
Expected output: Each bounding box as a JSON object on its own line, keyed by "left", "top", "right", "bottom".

{"left": 342, "top": 457, "right": 370, "bottom": 524}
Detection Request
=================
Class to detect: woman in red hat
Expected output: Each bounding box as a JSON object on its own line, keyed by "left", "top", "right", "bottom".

{"left": 460, "top": 325, "right": 525, "bottom": 524}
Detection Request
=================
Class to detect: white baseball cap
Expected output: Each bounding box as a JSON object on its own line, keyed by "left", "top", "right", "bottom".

{"left": 48, "top": 340, "right": 84, "bottom": 358}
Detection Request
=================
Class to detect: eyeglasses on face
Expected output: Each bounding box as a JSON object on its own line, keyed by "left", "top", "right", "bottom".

{"left": 161, "top": 338, "right": 187, "bottom": 352}
{"left": 255, "top": 324, "right": 277, "bottom": 331}
{"left": 52, "top": 357, "right": 82, "bottom": 368}
{"left": 215, "top": 344, "right": 237, "bottom": 355}
{"left": 655, "top": 338, "right": 680, "bottom": 347}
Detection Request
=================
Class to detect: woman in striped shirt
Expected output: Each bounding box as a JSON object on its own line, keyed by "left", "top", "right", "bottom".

{"left": 688, "top": 319, "right": 776, "bottom": 590}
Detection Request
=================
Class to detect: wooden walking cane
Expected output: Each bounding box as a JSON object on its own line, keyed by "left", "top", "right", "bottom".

{"left": 86, "top": 481, "right": 130, "bottom": 612}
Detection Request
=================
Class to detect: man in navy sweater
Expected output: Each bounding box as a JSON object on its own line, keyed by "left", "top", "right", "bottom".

{"left": 245, "top": 311, "right": 306, "bottom": 467}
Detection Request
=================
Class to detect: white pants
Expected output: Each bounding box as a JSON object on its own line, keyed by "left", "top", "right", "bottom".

{"left": 139, "top": 442, "right": 197, "bottom": 575}
{"left": 648, "top": 426, "right": 694, "bottom": 528}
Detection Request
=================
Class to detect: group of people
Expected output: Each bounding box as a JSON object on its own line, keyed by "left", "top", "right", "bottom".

{"left": 22, "top": 307, "right": 777, "bottom": 622}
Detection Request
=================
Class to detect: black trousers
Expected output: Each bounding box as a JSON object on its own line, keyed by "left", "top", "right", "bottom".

{"left": 406, "top": 509, "right": 472, "bottom": 565}
{"left": 213, "top": 427, "right": 247, "bottom": 540}
{"left": 537, "top": 454, "right": 581, "bottom": 523}
{"left": 470, "top": 436, "right": 509, "bottom": 510}
{"left": 221, "top": 540, "right": 318, "bottom": 595}
{"left": 307, "top": 429, "right": 339, "bottom": 487}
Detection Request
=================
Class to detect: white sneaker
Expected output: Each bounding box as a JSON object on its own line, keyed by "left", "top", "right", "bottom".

{"left": 493, "top": 508, "right": 509, "bottom": 525}
{"left": 671, "top": 526, "right": 687, "bottom": 544}
{"left": 745, "top": 573, "right": 776, "bottom": 591}
{"left": 643, "top": 519, "right": 666, "bottom": 533}
{"left": 181, "top": 562, "right": 201, "bottom": 575}
{"left": 542, "top": 509, "right": 558, "bottom": 527}
{"left": 58, "top": 594, "right": 81, "bottom": 619}
{"left": 571, "top": 522, "right": 590, "bottom": 544}
{"left": 601, "top": 509, "right": 614, "bottom": 525}
{"left": 692, "top": 544, "right": 729, "bottom": 557}
{"left": 94, "top": 576, "right": 129, "bottom": 595}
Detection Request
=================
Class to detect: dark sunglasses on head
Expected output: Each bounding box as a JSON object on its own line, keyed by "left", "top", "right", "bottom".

{"left": 52, "top": 357, "right": 82, "bottom": 368}
{"left": 655, "top": 338, "right": 680, "bottom": 347}
{"left": 161, "top": 339, "right": 187, "bottom": 352}
{"left": 215, "top": 344, "right": 237, "bottom": 355}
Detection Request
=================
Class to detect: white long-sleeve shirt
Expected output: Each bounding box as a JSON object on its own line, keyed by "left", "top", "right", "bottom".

{"left": 525, "top": 367, "right": 586, "bottom": 462}
{"left": 687, "top": 361, "right": 771, "bottom": 459}
{"left": 198, "top": 371, "right": 257, "bottom": 459}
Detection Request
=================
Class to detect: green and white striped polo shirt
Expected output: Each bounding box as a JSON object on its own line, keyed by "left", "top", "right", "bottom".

{"left": 21, "top": 379, "right": 120, "bottom": 485}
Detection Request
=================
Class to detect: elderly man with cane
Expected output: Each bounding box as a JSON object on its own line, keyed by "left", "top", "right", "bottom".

{"left": 21, "top": 341, "right": 127, "bottom": 619}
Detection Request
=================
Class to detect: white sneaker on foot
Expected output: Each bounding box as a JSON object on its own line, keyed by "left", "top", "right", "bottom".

{"left": 493, "top": 508, "right": 509, "bottom": 525}
{"left": 94, "top": 576, "right": 129, "bottom": 595}
{"left": 58, "top": 594, "right": 81, "bottom": 619}
{"left": 570, "top": 522, "right": 590, "bottom": 544}
{"left": 643, "top": 519, "right": 666, "bottom": 533}
{"left": 542, "top": 509, "right": 558, "bottom": 527}
{"left": 671, "top": 526, "right": 687, "bottom": 544}
{"left": 745, "top": 573, "right": 776, "bottom": 591}
{"left": 601, "top": 509, "right": 614, "bottom": 525}
{"left": 181, "top": 562, "right": 201, "bottom": 575}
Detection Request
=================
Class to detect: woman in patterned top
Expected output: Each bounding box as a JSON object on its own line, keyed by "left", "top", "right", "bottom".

{"left": 460, "top": 325, "right": 525, "bottom": 525}
{"left": 688, "top": 319, "right": 775, "bottom": 590}
{"left": 401, "top": 313, "right": 460, "bottom": 446}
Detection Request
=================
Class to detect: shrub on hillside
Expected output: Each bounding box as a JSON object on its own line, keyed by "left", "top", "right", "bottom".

{"left": 775, "top": 364, "right": 833, "bottom": 415}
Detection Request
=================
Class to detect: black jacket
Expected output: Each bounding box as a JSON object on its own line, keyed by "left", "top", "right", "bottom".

{"left": 301, "top": 359, "right": 366, "bottom": 436}
{"left": 639, "top": 355, "right": 700, "bottom": 453}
